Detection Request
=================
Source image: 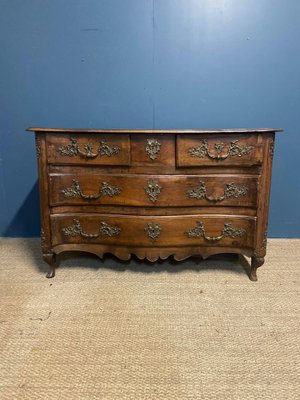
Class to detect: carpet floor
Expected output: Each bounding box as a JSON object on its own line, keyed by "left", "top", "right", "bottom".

{"left": 0, "top": 238, "right": 299, "bottom": 400}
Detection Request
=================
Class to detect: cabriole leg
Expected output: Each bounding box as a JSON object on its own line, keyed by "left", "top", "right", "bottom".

{"left": 43, "top": 253, "right": 56, "bottom": 278}
{"left": 250, "top": 256, "right": 264, "bottom": 281}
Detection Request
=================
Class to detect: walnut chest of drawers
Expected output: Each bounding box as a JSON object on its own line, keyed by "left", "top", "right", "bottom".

{"left": 27, "top": 127, "right": 282, "bottom": 280}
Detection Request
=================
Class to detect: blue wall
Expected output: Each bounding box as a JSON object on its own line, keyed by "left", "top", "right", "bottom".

{"left": 0, "top": 0, "right": 299, "bottom": 237}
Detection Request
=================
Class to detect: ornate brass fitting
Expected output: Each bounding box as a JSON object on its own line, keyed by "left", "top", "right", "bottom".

{"left": 188, "top": 140, "right": 253, "bottom": 160}
{"left": 144, "top": 222, "right": 161, "bottom": 241}
{"left": 145, "top": 138, "right": 161, "bottom": 160}
{"left": 186, "top": 221, "right": 245, "bottom": 242}
{"left": 144, "top": 179, "right": 162, "bottom": 202}
{"left": 187, "top": 181, "right": 248, "bottom": 202}
{"left": 61, "top": 180, "right": 121, "bottom": 200}
{"left": 62, "top": 219, "right": 120, "bottom": 238}
{"left": 58, "top": 138, "right": 120, "bottom": 159}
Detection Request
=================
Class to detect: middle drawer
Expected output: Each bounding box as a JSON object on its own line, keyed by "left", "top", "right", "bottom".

{"left": 49, "top": 172, "right": 258, "bottom": 207}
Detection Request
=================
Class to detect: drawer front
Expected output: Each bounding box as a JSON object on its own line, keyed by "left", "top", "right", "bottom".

{"left": 49, "top": 173, "right": 258, "bottom": 207}
{"left": 130, "top": 134, "right": 175, "bottom": 166}
{"left": 46, "top": 133, "right": 130, "bottom": 165}
{"left": 176, "top": 134, "right": 263, "bottom": 167}
{"left": 51, "top": 214, "right": 255, "bottom": 249}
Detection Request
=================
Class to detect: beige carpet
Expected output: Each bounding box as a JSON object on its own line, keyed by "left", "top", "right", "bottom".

{"left": 0, "top": 238, "right": 299, "bottom": 400}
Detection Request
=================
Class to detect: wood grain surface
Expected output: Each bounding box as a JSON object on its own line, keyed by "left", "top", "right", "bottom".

{"left": 28, "top": 127, "right": 281, "bottom": 280}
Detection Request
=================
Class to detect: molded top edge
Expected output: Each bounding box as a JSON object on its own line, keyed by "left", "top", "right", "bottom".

{"left": 26, "top": 127, "right": 283, "bottom": 133}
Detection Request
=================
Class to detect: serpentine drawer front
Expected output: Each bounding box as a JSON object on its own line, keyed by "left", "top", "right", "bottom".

{"left": 51, "top": 214, "right": 255, "bottom": 248}
{"left": 49, "top": 173, "right": 258, "bottom": 207}
{"left": 27, "top": 127, "right": 283, "bottom": 281}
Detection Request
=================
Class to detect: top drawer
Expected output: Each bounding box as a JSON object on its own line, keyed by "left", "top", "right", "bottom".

{"left": 176, "top": 134, "right": 263, "bottom": 167}
{"left": 46, "top": 133, "right": 130, "bottom": 166}
{"left": 130, "top": 134, "right": 175, "bottom": 166}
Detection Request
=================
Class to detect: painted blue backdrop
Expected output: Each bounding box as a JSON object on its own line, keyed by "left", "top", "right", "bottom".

{"left": 0, "top": 0, "right": 299, "bottom": 237}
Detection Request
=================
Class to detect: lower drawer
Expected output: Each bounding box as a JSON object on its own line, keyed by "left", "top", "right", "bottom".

{"left": 49, "top": 173, "right": 258, "bottom": 207}
{"left": 51, "top": 214, "right": 255, "bottom": 249}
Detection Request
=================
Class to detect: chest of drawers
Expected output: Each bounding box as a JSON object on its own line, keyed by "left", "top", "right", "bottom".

{"left": 27, "top": 127, "right": 282, "bottom": 281}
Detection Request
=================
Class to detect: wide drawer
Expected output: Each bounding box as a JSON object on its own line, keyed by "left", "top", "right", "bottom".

{"left": 176, "top": 134, "right": 263, "bottom": 167}
{"left": 46, "top": 133, "right": 130, "bottom": 165}
{"left": 51, "top": 214, "right": 255, "bottom": 248}
{"left": 49, "top": 173, "right": 258, "bottom": 207}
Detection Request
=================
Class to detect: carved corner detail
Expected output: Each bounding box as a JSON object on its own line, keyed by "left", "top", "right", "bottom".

{"left": 41, "top": 228, "right": 47, "bottom": 252}
{"left": 262, "top": 230, "right": 268, "bottom": 251}
{"left": 269, "top": 139, "right": 275, "bottom": 160}
{"left": 35, "top": 137, "right": 41, "bottom": 158}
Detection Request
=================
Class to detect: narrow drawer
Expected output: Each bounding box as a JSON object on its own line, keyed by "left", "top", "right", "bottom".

{"left": 46, "top": 133, "right": 130, "bottom": 165}
{"left": 130, "top": 134, "right": 175, "bottom": 166}
{"left": 49, "top": 173, "right": 258, "bottom": 207}
{"left": 176, "top": 134, "right": 263, "bottom": 167}
{"left": 51, "top": 214, "right": 255, "bottom": 249}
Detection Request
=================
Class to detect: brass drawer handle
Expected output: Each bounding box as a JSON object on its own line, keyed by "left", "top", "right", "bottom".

{"left": 58, "top": 138, "right": 120, "bottom": 159}
{"left": 188, "top": 140, "right": 254, "bottom": 160}
{"left": 185, "top": 222, "right": 245, "bottom": 242}
{"left": 62, "top": 219, "right": 120, "bottom": 238}
{"left": 144, "top": 179, "right": 162, "bottom": 202}
{"left": 187, "top": 181, "right": 248, "bottom": 202}
{"left": 145, "top": 138, "right": 161, "bottom": 160}
{"left": 61, "top": 179, "right": 121, "bottom": 200}
{"left": 144, "top": 222, "right": 161, "bottom": 241}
